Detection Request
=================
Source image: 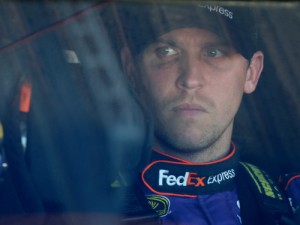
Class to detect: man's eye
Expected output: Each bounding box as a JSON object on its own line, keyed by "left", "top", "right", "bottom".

{"left": 156, "top": 47, "right": 178, "bottom": 57}
{"left": 204, "top": 48, "right": 224, "bottom": 57}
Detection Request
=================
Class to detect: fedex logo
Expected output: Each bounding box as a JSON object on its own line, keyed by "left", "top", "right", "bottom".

{"left": 159, "top": 169, "right": 206, "bottom": 187}
{"left": 198, "top": 4, "right": 233, "bottom": 19}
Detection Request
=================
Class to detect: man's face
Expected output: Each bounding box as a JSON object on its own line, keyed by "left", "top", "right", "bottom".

{"left": 129, "top": 28, "right": 262, "bottom": 154}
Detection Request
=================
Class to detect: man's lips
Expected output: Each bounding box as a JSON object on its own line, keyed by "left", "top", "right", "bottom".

{"left": 172, "top": 103, "right": 207, "bottom": 115}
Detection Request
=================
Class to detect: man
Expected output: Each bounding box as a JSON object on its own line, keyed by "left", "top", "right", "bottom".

{"left": 116, "top": 1, "right": 299, "bottom": 224}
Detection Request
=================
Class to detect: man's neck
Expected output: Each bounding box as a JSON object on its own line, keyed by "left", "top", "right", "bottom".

{"left": 152, "top": 138, "right": 232, "bottom": 163}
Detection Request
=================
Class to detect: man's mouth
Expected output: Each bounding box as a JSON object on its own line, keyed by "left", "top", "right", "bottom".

{"left": 172, "top": 103, "right": 207, "bottom": 116}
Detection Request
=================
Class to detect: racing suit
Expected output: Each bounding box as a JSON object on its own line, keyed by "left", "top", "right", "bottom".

{"left": 140, "top": 143, "right": 298, "bottom": 225}
{"left": 280, "top": 173, "right": 300, "bottom": 223}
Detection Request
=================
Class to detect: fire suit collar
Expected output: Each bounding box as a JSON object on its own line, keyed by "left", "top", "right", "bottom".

{"left": 142, "top": 143, "right": 239, "bottom": 197}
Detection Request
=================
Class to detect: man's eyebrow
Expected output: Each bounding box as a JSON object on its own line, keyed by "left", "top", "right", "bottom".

{"left": 153, "top": 38, "right": 233, "bottom": 48}
{"left": 203, "top": 40, "right": 233, "bottom": 48}
{"left": 152, "top": 38, "right": 177, "bottom": 47}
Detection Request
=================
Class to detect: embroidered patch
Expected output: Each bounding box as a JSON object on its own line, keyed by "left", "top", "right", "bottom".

{"left": 146, "top": 195, "right": 170, "bottom": 217}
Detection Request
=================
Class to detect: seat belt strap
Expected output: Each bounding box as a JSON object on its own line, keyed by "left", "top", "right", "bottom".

{"left": 238, "top": 162, "right": 295, "bottom": 225}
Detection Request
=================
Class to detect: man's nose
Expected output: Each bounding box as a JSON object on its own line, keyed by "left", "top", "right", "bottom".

{"left": 176, "top": 55, "right": 206, "bottom": 90}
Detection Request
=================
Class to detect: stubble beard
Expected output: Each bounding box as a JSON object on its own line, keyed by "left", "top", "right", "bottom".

{"left": 153, "top": 114, "right": 233, "bottom": 162}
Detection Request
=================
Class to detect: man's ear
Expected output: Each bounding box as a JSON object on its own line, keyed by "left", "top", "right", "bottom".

{"left": 244, "top": 51, "right": 264, "bottom": 94}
